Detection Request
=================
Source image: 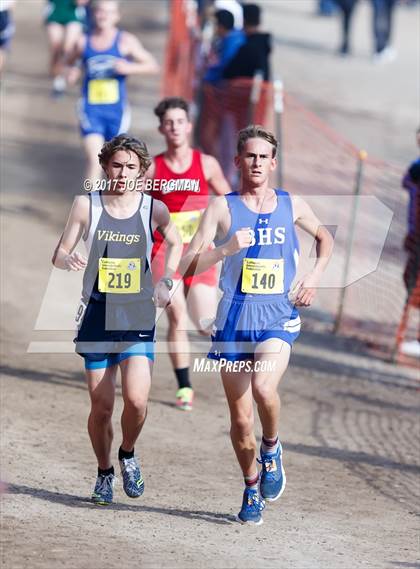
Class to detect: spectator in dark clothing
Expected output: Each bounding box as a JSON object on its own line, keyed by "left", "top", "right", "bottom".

{"left": 402, "top": 131, "right": 420, "bottom": 291}
{"left": 371, "top": 0, "right": 397, "bottom": 62}
{"left": 204, "top": 9, "right": 245, "bottom": 83}
{"left": 400, "top": 128, "right": 420, "bottom": 357}
{"left": 335, "top": 0, "right": 397, "bottom": 60}
{"left": 223, "top": 3, "right": 272, "bottom": 81}
{"left": 335, "top": 0, "right": 359, "bottom": 55}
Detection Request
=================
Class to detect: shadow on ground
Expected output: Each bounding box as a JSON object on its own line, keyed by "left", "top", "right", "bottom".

{"left": 5, "top": 483, "right": 236, "bottom": 526}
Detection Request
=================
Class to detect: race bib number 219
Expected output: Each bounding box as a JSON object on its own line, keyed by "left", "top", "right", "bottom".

{"left": 98, "top": 258, "right": 140, "bottom": 294}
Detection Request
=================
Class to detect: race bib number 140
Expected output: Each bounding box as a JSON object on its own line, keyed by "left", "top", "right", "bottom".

{"left": 241, "top": 258, "right": 284, "bottom": 294}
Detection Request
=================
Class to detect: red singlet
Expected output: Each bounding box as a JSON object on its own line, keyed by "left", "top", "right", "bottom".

{"left": 150, "top": 149, "right": 217, "bottom": 286}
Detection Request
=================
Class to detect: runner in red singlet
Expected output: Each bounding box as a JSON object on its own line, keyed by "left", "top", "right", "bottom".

{"left": 146, "top": 97, "right": 230, "bottom": 411}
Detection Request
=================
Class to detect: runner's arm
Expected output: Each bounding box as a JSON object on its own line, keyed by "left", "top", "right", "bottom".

{"left": 179, "top": 197, "right": 252, "bottom": 277}
{"left": 201, "top": 154, "right": 231, "bottom": 195}
{"left": 152, "top": 200, "right": 182, "bottom": 307}
{"left": 290, "top": 196, "right": 334, "bottom": 306}
{"left": 152, "top": 200, "right": 182, "bottom": 279}
{"left": 52, "top": 196, "right": 89, "bottom": 270}
{"left": 66, "top": 35, "right": 86, "bottom": 84}
{"left": 115, "top": 33, "right": 159, "bottom": 76}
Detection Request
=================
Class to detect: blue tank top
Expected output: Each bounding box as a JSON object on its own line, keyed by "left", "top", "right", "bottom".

{"left": 82, "top": 30, "right": 127, "bottom": 112}
{"left": 215, "top": 190, "right": 299, "bottom": 301}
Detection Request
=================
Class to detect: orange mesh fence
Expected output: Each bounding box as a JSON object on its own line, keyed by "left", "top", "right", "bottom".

{"left": 344, "top": 159, "right": 412, "bottom": 342}
{"left": 162, "top": 0, "right": 197, "bottom": 100}
{"left": 197, "top": 79, "right": 274, "bottom": 184}
{"left": 283, "top": 93, "right": 416, "bottom": 358}
{"left": 281, "top": 93, "right": 359, "bottom": 195}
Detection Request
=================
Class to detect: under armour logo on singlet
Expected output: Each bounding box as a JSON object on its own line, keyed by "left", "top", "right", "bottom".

{"left": 258, "top": 218, "right": 269, "bottom": 224}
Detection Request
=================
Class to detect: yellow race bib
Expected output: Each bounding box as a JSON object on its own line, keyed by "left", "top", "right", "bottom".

{"left": 170, "top": 210, "right": 201, "bottom": 244}
{"left": 88, "top": 79, "right": 119, "bottom": 105}
{"left": 241, "top": 258, "right": 284, "bottom": 294}
{"left": 98, "top": 258, "right": 140, "bottom": 294}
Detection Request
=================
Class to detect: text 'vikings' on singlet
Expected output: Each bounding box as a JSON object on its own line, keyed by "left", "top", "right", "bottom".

{"left": 82, "top": 191, "right": 154, "bottom": 304}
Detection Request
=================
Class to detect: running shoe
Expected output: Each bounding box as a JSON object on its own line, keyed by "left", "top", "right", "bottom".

{"left": 372, "top": 46, "right": 397, "bottom": 64}
{"left": 51, "top": 75, "right": 66, "bottom": 98}
{"left": 259, "top": 443, "right": 286, "bottom": 502}
{"left": 176, "top": 387, "right": 194, "bottom": 411}
{"left": 91, "top": 472, "right": 115, "bottom": 505}
{"left": 237, "top": 488, "right": 265, "bottom": 525}
{"left": 119, "top": 456, "right": 144, "bottom": 498}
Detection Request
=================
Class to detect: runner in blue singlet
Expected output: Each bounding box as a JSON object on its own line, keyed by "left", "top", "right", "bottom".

{"left": 67, "top": 0, "right": 158, "bottom": 182}
{"left": 180, "top": 125, "right": 334, "bottom": 525}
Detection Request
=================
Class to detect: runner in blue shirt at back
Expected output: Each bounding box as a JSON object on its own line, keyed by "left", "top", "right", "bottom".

{"left": 67, "top": 0, "right": 158, "bottom": 182}
{"left": 180, "top": 125, "right": 333, "bottom": 525}
{"left": 204, "top": 9, "right": 244, "bottom": 84}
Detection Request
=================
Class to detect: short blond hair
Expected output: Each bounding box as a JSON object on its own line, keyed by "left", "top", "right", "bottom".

{"left": 237, "top": 125, "right": 278, "bottom": 158}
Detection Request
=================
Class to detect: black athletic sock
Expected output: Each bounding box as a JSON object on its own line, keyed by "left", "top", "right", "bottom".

{"left": 118, "top": 446, "right": 134, "bottom": 461}
{"left": 175, "top": 367, "right": 192, "bottom": 390}
{"left": 98, "top": 466, "right": 114, "bottom": 477}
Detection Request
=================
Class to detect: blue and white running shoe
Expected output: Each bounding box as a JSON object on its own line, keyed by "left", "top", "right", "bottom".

{"left": 91, "top": 473, "right": 115, "bottom": 505}
{"left": 119, "top": 456, "right": 144, "bottom": 498}
{"left": 259, "top": 443, "right": 286, "bottom": 502}
{"left": 237, "top": 488, "right": 265, "bottom": 525}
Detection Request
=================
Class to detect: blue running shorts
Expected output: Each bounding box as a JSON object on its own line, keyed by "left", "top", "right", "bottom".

{"left": 208, "top": 294, "right": 300, "bottom": 362}
{"left": 75, "top": 298, "right": 155, "bottom": 369}
{"left": 77, "top": 100, "right": 131, "bottom": 140}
